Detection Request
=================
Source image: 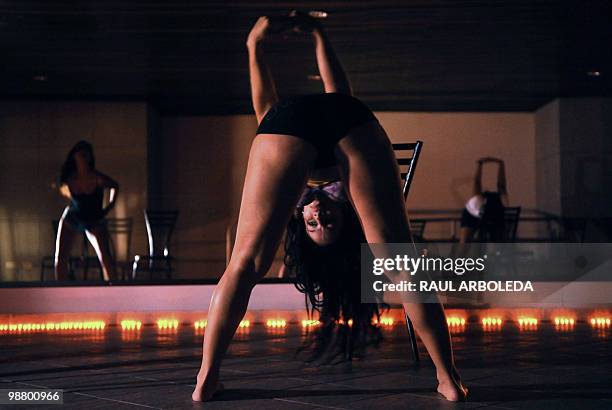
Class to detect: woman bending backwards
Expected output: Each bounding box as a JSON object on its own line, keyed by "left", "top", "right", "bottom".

{"left": 193, "top": 15, "right": 468, "bottom": 402}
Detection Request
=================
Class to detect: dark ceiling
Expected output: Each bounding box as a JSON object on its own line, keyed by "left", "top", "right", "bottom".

{"left": 1, "top": 1, "right": 611, "bottom": 114}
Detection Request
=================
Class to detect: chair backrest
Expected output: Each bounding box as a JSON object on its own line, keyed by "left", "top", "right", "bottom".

{"left": 106, "top": 217, "right": 134, "bottom": 262}
{"left": 144, "top": 210, "right": 178, "bottom": 258}
{"left": 393, "top": 141, "right": 424, "bottom": 240}
{"left": 503, "top": 206, "right": 521, "bottom": 241}
{"left": 409, "top": 218, "right": 427, "bottom": 240}
{"left": 392, "top": 141, "right": 424, "bottom": 200}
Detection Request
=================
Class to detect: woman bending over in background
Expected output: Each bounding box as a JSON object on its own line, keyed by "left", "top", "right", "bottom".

{"left": 459, "top": 157, "right": 508, "bottom": 243}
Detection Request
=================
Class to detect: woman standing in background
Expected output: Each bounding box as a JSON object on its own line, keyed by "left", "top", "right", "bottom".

{"left": 55, "top": 140, "right": 119, "bottom": 281}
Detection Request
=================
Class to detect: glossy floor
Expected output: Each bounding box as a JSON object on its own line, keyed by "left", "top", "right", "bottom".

{"left": 1, "top": 321, "right": 611, "bottom": 409}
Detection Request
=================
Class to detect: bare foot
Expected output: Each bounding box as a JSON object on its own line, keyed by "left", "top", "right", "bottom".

{"left": 192, "top": 375, "right": 224, "bottom": 402}
{"left": 437, "top": 378, "right": 467, "bottom": 402}
{"left": 437, "top": 368, "right": 468, "bottom": 402}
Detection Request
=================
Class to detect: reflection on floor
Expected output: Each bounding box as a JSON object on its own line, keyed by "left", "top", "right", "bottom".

{"left": 1, "top": 320, "right": 611, "bottom": 409}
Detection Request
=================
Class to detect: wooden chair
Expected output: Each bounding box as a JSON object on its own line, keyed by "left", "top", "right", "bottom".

{"left": 409, "top": 218, "right": 427, "bottom": 242}
{"left": 106, "top": 217, "right": 134, "bottom": 280}
{"left": 503, "top": 207, "right": 522, "bottom": 241}
{"left": 132, "top": 210, "right": 178, "bottom": 280}
{"left": 392, "top": 140, "right": 424, "bottom": 363}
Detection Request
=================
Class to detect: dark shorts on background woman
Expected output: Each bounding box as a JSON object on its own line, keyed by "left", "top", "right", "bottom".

{"left": 256, "top": 93, "right": 378, "bottom": 168}
{"left": 65, "top": 211, "right": 106, "bottom": 233}
{"left": 460, "top": 208, "right": 481, "bottom": 230}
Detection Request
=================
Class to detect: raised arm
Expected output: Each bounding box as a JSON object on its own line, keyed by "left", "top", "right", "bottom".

{"left": 496, "top": 160, "right": 507, "bottom": 194}
{"left": 59, "top": 183, "right": 72, "bottom": 200}
{"left": 97, "top": 172, "right": 119, "bottom": 215}
{"left": 472, "top": 160, "right": 484, "bottom": 196}
{"left": 311, "top": 26, "right": 352, "bottom": 95}
{"left": 495, "top": 159, "right": 508, "bottom": 205}
{"left": 474, "top": 157, "right": 508, "bottom": 203}
{"left": 246, "top": 17, "right": 279, "bottom": 124}
{"left": 292, "top": 12, "right": 352, "bottom": 95}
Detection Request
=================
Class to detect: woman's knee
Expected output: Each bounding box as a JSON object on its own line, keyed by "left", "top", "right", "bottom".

{"left": 224, "top": 254, "right": 270, "bottom": 288}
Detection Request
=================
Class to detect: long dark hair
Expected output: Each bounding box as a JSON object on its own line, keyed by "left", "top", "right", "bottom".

{"left": 60, "top": 140, "right": 95, "bottom": 183}
{"left": 284, "top": 201, "right": 387, "bottom": 363}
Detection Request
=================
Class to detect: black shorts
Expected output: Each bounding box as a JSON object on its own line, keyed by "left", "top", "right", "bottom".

{"left": 256, "top": 93, "right": 378, "bottom": 168}
{"left": 460, "top": 208, "right": 481, "bottom": 230}
{"left": 65, "top": 210, "right": 105, "bottom": 233}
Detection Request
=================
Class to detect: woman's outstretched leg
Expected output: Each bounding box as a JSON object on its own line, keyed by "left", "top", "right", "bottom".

{"left": 86, "top": 225, "right": 116, "bottom": 281}
{"left": 192, "top": 134, "right": 316, "bottom": 401}
{"left": 335, "top": 121, "right": 467, "bottom": 401}
{"left": 55, "top": 208, "right": 76, "bottom": 281}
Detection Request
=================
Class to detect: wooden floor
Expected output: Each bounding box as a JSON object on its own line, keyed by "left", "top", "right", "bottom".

{"left": 1, "top": 321, "right": 611, "bottom": 409}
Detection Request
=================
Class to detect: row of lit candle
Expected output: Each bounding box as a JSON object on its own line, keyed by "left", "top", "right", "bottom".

{"left": 447, "top": 316, "right": 612, "bottom": 328}
{"left": 1, "top": 316, "right": 610, "bottom": 333}
{"left": 554, "top": 318, "right": 575, "bottom": 326}
{"left": 518, "top": 317, "right": 539, "bottom": 326}
{"left": 374, "top": 317, "right": 395, "bottom": 326}
{"left": 0, "top": 316, "right": 394, "bottom": 333}
{"left": 194, "top": 320, "right": 251, "bottom": 330}
{"left": 0, "top": 321, "right": 106, "bottom": 332}
{"left": 591, "top": 318, "right": 611, "bottom": 326}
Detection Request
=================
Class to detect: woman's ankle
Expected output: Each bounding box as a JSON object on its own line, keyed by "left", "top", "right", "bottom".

{"left": 436, "top": 368, "right": 459, "bottom": 385}
{"left": 436, "top": 369, "right": 451, "bottom": 380}
{"left": 197, "top": 367, "right": 216, "bottom": 383}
